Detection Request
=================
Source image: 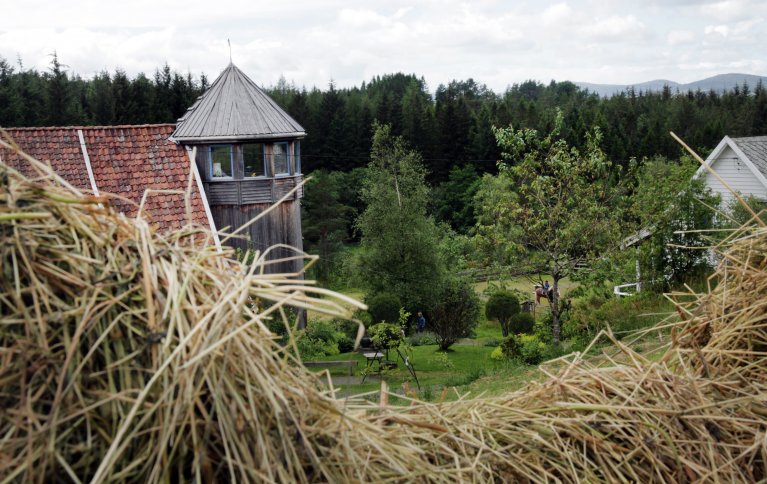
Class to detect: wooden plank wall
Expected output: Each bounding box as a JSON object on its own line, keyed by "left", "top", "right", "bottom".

{"left": 211, "top": 201, "right": 303, "bottom": 274}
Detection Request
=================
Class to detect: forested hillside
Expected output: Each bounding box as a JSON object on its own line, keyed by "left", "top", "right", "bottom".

{"left": 2, "top": 56, "right": 766, "bottom": 185}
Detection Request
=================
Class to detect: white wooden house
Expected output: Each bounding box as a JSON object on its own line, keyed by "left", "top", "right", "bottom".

{"left": 616, "top": 135, "right": 767, "bottom": 295}
{"left": 695, "top": 135, "right": 767, "bottom": 207}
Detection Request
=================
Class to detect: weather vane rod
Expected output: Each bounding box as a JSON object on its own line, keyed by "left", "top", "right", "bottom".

{"left": 228, "top": 39, "right": 232, "bottom": 64}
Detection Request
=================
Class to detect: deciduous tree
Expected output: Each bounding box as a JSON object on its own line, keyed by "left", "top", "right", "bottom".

{"left": 475, "top": 111, "right": 626, "bottom": 342}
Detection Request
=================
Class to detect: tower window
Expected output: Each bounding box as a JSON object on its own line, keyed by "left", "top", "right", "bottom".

{"left": 274, "top": 142, "right": 290, "bottom": 175}
{"left": 243, "top": 143, "right": 265, "bottom": 177}
{"left": 209, "top": 144, "right": 233, "bottom": 178}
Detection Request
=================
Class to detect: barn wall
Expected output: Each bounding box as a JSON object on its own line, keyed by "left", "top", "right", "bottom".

{"left": 210, "top": 200, "right": 303, "bottom": 274}
{"left": 705, "top": 145, "right": 767, "bottom": 207}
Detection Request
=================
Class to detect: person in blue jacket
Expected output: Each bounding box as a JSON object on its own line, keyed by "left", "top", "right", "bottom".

{"left": 416, "top": 311, "right": 426, "bottom": 332}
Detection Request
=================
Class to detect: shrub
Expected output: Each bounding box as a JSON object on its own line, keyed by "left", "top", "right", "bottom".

{"left": 564, "top": 292, "right": 671, "bottom": 339}
{"left": 333, "top": 318, "right": 361, "bottom": 341}
{"left": 509, "top": 312, "right": 536, "bottom": 334}
{"left": 294, "top": 320, "right": 346, "bottom": 358}
{"left": 483, "top": 338, "right": 501, "bottom": 347}
{"left": 366, "top": 292, "right": 402, "bottom": 323}
{"left": 409, "top": 332, "right": 437, "bottom": 346}
{"left": 430, "top": 278, "right": 481, "bottom": 350}
{"left": 295, "top": 330, "right": 339, "bottom": 359}
{"left": 368, "top": 322, "right": 404, "bottom": 359}
{"left": 490, "top": 346, "right": 505, "bottom": 361}
{"left": 430, "top": 351, "right": 455, "bottom": 370}
{"left": 305, "top": 320, "right": 337, "bottom": 344}
{"left": 336, "top": 334, "right": 355, "bottom": 354}
{"left": 499, "top": 334, "right": 547, "bottom": 365}
{"left": 485, "top": 291, "right": 520, "bottom": 337}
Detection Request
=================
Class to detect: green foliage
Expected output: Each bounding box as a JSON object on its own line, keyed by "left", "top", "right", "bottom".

{"left": 366, "top": 292, "right": 402, "bottom": 324}
{"left": 631, "top": 157, "right": 719, "bottom": 290}
{"left": 430, "top": 351, "right": 456, "bottom": 370}
{"left": 332, "top": 318, "right": 361, "bottom": 341}
{"left": 3, "top": 54, "right": 767, "bottom": 181}
{"left": 564, "top": 292, "right": 672, "bottom": 339}
{"left": 498, "top": 334, "right": 547, "bottom": 365}
{"left": 475, "top": 111, "right": 627, "bottom": 342}
{"left": 490, "top": 346, "right": 505, "bottom": 361}
{"left": 431, "top": 165, "right": 483, "bottom": 233}
{"left": 408, "top": 332, "right": 437, "bottom": 346}
{"left": 336, "top": 335, "right": 355, "bottom": 354}
{"left": 726, "top": 195, "right": 767, "bottom": 228}
{"left": 430, "top": 278, "right": 481, "bottom": 350}
{"left": 509, "top": 312, "right": 536, "bottom": 335}
{"left": 368, "top": 322, "right": 404, "bottom": 351}
{"left": 302, "top": 170, "right": 355, "bottom": 282}
{"left": 356, "top": 123, "right": 446, "bottom": 312}
{"left": 485, "top": 291, "right": 520, "bottom": 337}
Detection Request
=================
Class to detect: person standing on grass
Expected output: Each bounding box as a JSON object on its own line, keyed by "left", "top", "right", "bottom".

{"left": 416, "top": 312, "right": 426, "bottom": 332}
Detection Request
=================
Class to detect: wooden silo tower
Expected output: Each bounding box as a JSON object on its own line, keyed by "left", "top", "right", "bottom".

{"left": 171, "top": 63, "right": 306, "bottom": 273}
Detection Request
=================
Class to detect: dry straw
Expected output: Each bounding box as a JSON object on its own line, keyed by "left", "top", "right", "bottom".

{"left": 1, "top": 138, "right": 766, "bottom": 482}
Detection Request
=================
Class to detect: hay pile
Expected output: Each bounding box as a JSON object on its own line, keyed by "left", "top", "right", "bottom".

{"left": 1, "top": 142, "right": 766, "bottom": 482}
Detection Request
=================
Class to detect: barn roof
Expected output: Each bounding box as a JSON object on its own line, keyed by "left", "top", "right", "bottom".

{"left": 171, "top": 63, "right": 306, "bottom": 143}
{"left": 1, "top": 125, "right": 217, "bottom": 237}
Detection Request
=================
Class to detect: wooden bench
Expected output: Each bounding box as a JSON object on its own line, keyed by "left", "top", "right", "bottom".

{"left": 304, "top": 360, "right": 358, "bottom": 376}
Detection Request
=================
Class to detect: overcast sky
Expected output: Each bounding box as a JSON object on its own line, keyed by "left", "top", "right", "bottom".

{"left": 2, "top": 0, "right": 765, "bottom": 92}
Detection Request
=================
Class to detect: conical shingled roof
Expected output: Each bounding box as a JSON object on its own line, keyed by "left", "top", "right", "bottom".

{"left": 171, "top": 63, "right": 305, "bottom": 143}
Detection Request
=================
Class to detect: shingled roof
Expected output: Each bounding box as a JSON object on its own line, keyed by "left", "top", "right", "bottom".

{"left": 171, "top": 63, "right": 306, "bottom": 143}
{"left": 1, "top": 125, "right": 215, "bottom": 234}
{"left": 732, "top": 136, "right": 767, "bottom": 178}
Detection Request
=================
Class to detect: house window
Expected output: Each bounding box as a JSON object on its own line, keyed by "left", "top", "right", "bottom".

{"left": 295, "top": 141, "right": 301, "bottom": 174}
{"left": 209, "top": 144, "right": 233, "bottom": 178}
{"left": 243, "top": 143, "right": 265, "bottom": 177}
{"left": 274, "top": 142, "right": 290, "bottom": 175}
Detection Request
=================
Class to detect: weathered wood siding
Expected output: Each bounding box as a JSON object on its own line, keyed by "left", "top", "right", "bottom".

{"left": 203, "top": 176, "right": 303, "bottom": 205}
{"left": 210, "top": 201, "right": 303, "bottom": 274}
{"left": 705, "top": 145, "right": 767, "bottom": 206}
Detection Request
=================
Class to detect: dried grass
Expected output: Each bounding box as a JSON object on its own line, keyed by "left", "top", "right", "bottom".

{"left": 1, "top": 139, "right": 766, "bottom": 482}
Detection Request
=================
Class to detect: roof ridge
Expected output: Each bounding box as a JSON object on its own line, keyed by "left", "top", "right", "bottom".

{"left": 4, "top": 124, "right": 178, "bottom": 131}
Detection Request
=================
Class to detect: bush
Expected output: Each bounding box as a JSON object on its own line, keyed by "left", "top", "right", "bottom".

{"left": 333, "top": 318, "right": 361, "bottom": 341}
{"left": 509, "top": 312, "right": 536, "bottom": 334}
{"left": 409, "top": 332, "right": 437, "bottom": 346}
{"left": 490, "top": 346, "right": 505, "bottom": 361}
{"left": 336, "top": 335, "right": 355, "bottom": 354}
{"left": 483, "top": 338, "right": 501, "bottom": 347}
{"left": 430, "top": 278, "right": 480, "bottom": 350}
{"left": 485, "top": 291, "right": 520, "bottom": 337}
{"left": 295, "top": 320, "right": 346, "bottom": 358}
{"left": 368, "top": 322, "right": 404, "bottom": 354}
{"left": 564, "top": 292, "right": 670, "bottom": 339}
{"left": 499, "top": 333, "right": 547, "bottom": 365}
{"left": 295, "top": 330, "right": 339, "bottom": 359}
{"left": 366, "top": 292, "right": 402, "bottom": 323}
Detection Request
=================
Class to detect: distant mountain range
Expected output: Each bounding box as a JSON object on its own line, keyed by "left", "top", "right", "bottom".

{"left": 575, "top": 73, "right": 767, "bottom": 97}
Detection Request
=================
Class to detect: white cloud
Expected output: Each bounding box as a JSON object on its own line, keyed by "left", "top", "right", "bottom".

{"left": 704, "top": 24, "right": 730, "bottom": 37}
{"left": 667, "top": 29, "right": 695, "bottom": 45}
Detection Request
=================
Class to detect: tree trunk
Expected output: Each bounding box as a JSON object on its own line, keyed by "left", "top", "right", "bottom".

{"left": 501, "top": 320, "right": 508, "bottom": 338}
{"left": 549, "top": 277, "right": 560, "bottom": 343}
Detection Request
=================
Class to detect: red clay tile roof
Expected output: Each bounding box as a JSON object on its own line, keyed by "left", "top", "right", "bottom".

{"left": 0, "top": 127, "right": 92, "bottom": 190}
{"left": 1, "top": 125, "right": 211, "bottom": 232}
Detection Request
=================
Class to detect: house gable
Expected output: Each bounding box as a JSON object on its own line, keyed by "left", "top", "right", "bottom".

{"left": 695, "top": 136, "right": 767, "bottom": 206}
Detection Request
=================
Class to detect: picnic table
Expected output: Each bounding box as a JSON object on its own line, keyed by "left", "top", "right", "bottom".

{"left": 361, "top": 351, "right": 384, "bottom": 383}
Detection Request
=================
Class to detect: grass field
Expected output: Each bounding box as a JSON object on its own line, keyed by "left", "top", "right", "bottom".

{"left": 303, "top": 276, "right": 675, "bottom": 402}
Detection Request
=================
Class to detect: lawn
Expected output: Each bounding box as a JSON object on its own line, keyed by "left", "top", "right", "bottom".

{"left": 310, "top": 341, "right": 537, "bottom": 401}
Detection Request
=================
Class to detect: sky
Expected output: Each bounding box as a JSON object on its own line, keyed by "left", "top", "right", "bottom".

{"left": 1, "top": 0, "right": 765, "bottom": 92}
